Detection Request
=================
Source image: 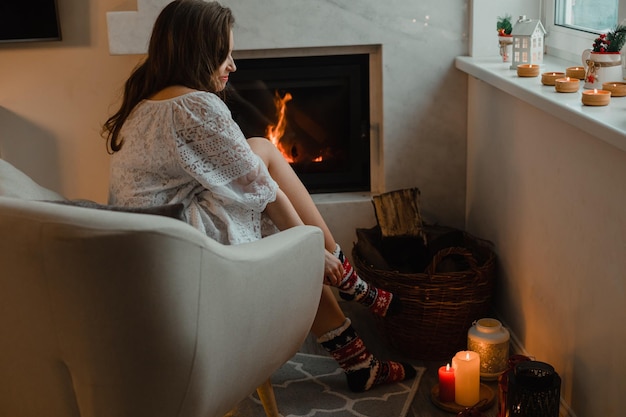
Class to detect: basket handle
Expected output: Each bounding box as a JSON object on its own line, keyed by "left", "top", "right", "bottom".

{"left": 425, "top": 246, "right": 478, "bottom": 274}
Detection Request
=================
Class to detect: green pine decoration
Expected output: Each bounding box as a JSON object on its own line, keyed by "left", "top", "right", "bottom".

{"left": 497, "top": 14, "right": 513, "bottom": 36}
{"left": 592, "top": 24, "right": 626, "bottom": 53}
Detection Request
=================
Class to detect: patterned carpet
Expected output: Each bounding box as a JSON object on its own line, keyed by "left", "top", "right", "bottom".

{"left": 227, "top": 352, "right": 425, "bottom": 417}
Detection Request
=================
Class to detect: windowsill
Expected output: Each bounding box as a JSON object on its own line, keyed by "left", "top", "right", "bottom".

{"left": 455, "top": 55, "right": 626, "bottom": 152}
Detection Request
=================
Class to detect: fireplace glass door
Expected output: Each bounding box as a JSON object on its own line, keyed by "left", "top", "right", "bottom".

{"left": 225, "top": 53, "right": 370, "bottom": 193}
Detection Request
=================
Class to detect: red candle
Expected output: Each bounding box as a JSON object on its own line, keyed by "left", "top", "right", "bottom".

{"left": 438, "top": 363, "right": 455, "bottom": 402}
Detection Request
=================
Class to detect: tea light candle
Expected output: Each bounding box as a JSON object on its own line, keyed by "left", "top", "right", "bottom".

{"left": 452, "top": 350, "right": 480, "bottom": 406}
{"left": 582, "top": 89, "right": 611, "bottom": 106}
{"left": 565, "top": 66, "right": 586, "bottom": 80}
{"left": 438, "top": 363, "right": 455, "bottom": 402}
{"left": 517, "top": 64, "right": 540, "bottom": 77}
{"left": 541, "top": 71, "right": 565, "bottom": 86}
{"left": 554, "top": 77, "right": 580, "bottom": 93}
{"left": 602, "top": 82, "right": 626, "bottom": 97}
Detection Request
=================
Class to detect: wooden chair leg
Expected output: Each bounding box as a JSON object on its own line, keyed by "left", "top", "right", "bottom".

{"left": 256, "top": 378, "right": 280, "bottom": 417}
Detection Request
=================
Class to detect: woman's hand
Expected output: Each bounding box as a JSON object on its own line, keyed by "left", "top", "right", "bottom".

{"left": 323, "top": 249, "right": 344, "bottom": 287}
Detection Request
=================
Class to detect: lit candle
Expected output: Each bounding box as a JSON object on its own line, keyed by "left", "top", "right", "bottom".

{"left": 581, "top": 88, "right": 611, "bottom": 106}
{"left": 452, "top": 350, "right": 480, "bottom": 406}
{"left": 516, "top": 64, "right": 540, "bottom": 77}
{"left": 554, "top": 77, "right": 580, "bottom": 93}
{"left": 541, "top": 71, "right": 565, "bottom": 86}
{"left": 438, "top": 363, "right": 455, "bottom": 402}
{"left": 565, "top": 66, "right": 586, "bottom": 80}
{"left": 602, "top": 82, "right": 626, "bottom": 97}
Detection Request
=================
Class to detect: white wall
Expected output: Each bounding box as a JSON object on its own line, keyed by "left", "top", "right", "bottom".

{"left": 469, "top": 0, "right": 540, "bottom": 58}
{"left": 466, "top": 77, "right": 626, "bottom": 417}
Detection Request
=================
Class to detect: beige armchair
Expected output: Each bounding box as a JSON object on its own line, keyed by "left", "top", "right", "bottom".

{"left": 0, "top": 159, "right": 324, "bottom": 417}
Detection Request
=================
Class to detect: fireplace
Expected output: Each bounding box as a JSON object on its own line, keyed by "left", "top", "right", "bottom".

{"left": 225, "top": 53, "right": 370, "bottom": 193}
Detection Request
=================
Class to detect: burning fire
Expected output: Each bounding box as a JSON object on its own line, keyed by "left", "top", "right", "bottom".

{"left": 265, "top": 90, "right": 326, "bottom": 164}
{"left": 266, "top": 91, "right": 294, "bottom": 163}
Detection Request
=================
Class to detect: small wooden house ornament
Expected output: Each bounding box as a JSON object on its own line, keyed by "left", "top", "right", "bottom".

{"left": 510, "top": 16, "right": 546, "bottom": 69}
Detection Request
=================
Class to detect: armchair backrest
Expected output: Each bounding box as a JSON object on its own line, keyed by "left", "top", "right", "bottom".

{"left": 0, "top": 177, "right": 324, "bottom": 417}
{"left": 0, "top": 158, "right": 64, "bottom": 201}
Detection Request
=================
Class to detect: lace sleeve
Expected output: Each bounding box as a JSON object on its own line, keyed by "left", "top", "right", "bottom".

{"left": 173, "top": 93, "right": 278, "bottom": 211}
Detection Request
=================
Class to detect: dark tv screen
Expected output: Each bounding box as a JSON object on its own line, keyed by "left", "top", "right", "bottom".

{"left": 0, "top": 0, "right": 61, "bottom": 43}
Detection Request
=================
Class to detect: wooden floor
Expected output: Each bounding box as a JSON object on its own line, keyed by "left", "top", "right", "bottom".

{"left": 300, "top": 300, "right": 499, "bottom": 417}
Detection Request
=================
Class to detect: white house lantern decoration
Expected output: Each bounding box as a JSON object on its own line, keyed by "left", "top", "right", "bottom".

{"left": 510, "top": 16, "right": 546, "bottom": 70}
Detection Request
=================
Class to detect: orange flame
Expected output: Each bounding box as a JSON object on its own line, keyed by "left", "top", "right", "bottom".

{"left": 266, "top": 91, "right": 294, "bottom": 163}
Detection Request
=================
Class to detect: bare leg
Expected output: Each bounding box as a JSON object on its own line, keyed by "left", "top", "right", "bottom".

{"left": 248, "top": 138, "right": 414, "bottom": 391}
{"left": 248, "top": 137, "right": 336, "bottom": 253}
{"left": 311, "top": 286, "right": 347, "bottom": 337}
{"left": 249, "top": 137, "right": 400, "bottom": 321}
{"left": 248, "top": 137, "right": 347, "bottom": 335}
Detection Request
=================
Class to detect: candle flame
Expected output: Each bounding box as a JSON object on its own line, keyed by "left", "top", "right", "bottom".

{"left": 465, "top": 352, "right": 470, "bottom": 360}
{"left": 593, "top": 88, "right": 598, "bottom": 93}
{"left": 446, "top": 363, "right": 451, "bottom": 371}
{"left": 566, "top": 77, "right": 570, "bottom": 81}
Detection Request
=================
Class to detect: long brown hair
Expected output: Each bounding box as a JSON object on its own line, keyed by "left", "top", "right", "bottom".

{"left": 102, "top": 0, "right": 234, "bottom": 153}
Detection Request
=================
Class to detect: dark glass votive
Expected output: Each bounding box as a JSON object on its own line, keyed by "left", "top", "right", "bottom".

{"left": 506, "top": 361, "right": 561, "bottom": 417}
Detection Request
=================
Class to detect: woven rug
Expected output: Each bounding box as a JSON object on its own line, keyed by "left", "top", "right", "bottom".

{"left": 227, "top": 353, "right": 425, "bottom": 417}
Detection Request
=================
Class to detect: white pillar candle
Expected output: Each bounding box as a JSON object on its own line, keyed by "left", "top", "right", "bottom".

{"left": 452, "top": 350, "right": 480, "bottom": 406}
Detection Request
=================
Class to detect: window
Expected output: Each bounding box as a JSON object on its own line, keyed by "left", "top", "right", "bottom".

{"left": 544, "top": 0, "right": 625, "bottom": 62}
{"left": 555, "top": 0, "right": 618, "bottom": 32}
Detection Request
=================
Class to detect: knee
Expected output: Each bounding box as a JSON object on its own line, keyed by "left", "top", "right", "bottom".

{"left": 248, "top": 136, "right": 279, "bottom": 164}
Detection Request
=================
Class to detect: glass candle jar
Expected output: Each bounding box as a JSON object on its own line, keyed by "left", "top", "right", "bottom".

{"left": 467, "top": 318, "right": 510, "bottom": 380}
{"left": 506, "top": 361, "right": 561, "bottom": 417}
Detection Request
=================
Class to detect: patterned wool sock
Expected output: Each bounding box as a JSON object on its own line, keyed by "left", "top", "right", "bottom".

{"left": 318, "top": 318, "right": 416, "bottom": 392}
{"left": 333, "top": 244, "right": 402, "bottom": 317}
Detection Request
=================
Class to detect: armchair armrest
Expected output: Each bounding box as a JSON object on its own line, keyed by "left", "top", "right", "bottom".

{"left": 0, "top": 196, "right": 325, "bottom": 417}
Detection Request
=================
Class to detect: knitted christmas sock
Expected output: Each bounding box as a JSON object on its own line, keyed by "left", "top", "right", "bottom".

{"left": 318, "top": 318, "right": 416, "bottom": 392}
{"left": 333, "top": 244, "right": 402, "bottom": 317}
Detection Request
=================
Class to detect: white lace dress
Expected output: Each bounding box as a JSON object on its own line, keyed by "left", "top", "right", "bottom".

{"left": 109, "top": 91, "right": 278, "bottom": 245}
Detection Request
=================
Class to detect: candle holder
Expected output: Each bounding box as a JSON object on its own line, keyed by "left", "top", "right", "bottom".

{"left": 506, "top": 361, "right": 561, "bottom": 417}
{"left": 497, "top": 355, "right": 532, "bottom": 417}
{"left": 565, "top": 66, "right": 585, "bottom": 80}
{"left": 431, "top": 383, "right": 496, "bottom": 414}
{"left": 541, "top": 72, "right": 565, "bottom": 86}
{"left": 516, "top": 64, "right": 540, "bottom": 77}
{"left": 554, "top": 77, "right": 580, "bottom": 93}
{"left": 467, "top": 318, "right": 510, "bottom": 380}
{"left": 602, "top": 81, "right": 626, "bottom": 97}
{"left": 581, "top": 89, "right": 611, "bottom": 106}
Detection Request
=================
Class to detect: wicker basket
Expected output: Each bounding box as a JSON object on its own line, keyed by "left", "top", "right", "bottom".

{"left": 352, "top": 226, "right": 496, "bottom": 361}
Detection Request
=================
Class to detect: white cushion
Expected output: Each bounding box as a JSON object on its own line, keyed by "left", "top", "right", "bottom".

{"left": 0, "top": 158, "right": 64, "bottom": 201}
